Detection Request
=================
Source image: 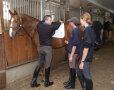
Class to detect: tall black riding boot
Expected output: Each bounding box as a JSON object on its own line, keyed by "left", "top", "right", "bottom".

{"left": 85, "top": 78, "right": 93, "bottom": 90}
{"left": 64, "top": 68, "right": 76, "bottom": 89}
{"left": 31, "top": 65, "right": 41, "bottom": 87}
{"left": 44, "top": 67, "right": 54, "bottom": 87}
{"left": 78, "top": 76, "right": 86, "bottom": 90}
{"left": 63, "top": 68, "right": 71, "bottom": 86}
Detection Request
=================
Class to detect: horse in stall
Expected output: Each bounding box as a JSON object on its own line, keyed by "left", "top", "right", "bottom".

{"left": 9, "top": 10, "right": 83, "bottom": 81}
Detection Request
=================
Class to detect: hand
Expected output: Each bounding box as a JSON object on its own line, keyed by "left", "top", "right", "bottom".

{"left": 79, "top": 62, "right": 84, "bottom": 69}
{"left": 65, "top": 40, "right": 68, "bottom": 44}
{"left": 59, "top": 20, "right": 63, "bottom": 24}
{"left": 69, "top": 55, "right": 73, "bottom": 62}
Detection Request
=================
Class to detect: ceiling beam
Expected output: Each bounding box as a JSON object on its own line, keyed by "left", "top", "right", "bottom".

{"left": 86, "top": 0, "right": 114, "bottom": 14}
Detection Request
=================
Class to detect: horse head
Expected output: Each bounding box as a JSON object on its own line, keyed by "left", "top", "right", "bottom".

{"left": 9, "top": 10, "right": 23, "bottom": 39}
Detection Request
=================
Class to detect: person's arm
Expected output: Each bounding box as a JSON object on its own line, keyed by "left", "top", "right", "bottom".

{"left": 69, "top": 30, "right": 80, "bottom": 62}
{"left": 52, "top": 20, "right": 63, "bottom": 31}
{"left": 81, "top": 48, "right": 89, "bottom": 61}
{"left": 79, "top": 30, "right": 92, "bottom": 69}
{"left": 65, "top": 40, "right": 68, "bottom": 44}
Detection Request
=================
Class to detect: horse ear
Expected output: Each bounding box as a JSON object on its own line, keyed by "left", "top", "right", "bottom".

{"left": 9, "top": 10, "right": 13, "bottom": 15}
{"left": 14, "top": 9, "right": 17, "bottom": 15}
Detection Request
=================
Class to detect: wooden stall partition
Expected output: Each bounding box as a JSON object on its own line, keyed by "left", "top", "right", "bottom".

{"left": 0, "top": 0, "right": 6, "bottom": 89}
{"left": 0, "top": 34, "right": 6, "bottom": 89}
{"left": 4, "top": 31, "right": 38, "bottom": 67}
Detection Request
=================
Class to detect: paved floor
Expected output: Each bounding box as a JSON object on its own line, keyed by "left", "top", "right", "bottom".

{"left": 4, "top": 42, "right": 114, "bottom": 90}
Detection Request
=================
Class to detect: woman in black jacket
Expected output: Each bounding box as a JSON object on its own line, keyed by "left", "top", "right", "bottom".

{"left": 77, "top": 12, "right": 96, "bottom": 90}
{"left": 64, "top": 17, "right": 80, "bottom": 89}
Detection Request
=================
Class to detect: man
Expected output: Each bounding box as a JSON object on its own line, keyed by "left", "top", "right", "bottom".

{"left": 31, "top": 15, "right": 63, "bottom": 87}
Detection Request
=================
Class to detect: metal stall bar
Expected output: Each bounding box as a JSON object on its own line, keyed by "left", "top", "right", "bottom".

{"left": 36, "top": 1, "right": 38, "bottom": 19}
{"left": 28, "top": 0, "right": 29, "bottom": 15}
{"left": 40, "top": 0, "right": 43, "bottom": 20}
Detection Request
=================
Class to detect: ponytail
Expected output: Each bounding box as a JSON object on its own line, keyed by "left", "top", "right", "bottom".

{"left": 80, "top": 12, "right": 93, "bottom": 25}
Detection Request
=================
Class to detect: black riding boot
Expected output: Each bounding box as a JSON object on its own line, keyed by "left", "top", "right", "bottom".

{"left": 31, "top": 65, "right": 41, "bottom": 87}
{"left": 63, "top": 68, "right": 71, "bottom": 86}
{"left": 78, "top": 76, "right": 86, "bottom": 90}
{"left": 85, "top": 78, "right": 93, "bottom": 90}
{"left": 64, "top": 68, "right": 76, "bottom": 89}
{"left": 44, "top": 67, "right": 54, "bottom": 87}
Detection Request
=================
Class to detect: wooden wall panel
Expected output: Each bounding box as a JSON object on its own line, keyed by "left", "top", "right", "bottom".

{"left": 4, "top": 31, "right": 65, "bottom": 67}
{"left": 0, "top": 34, "right": 6, "bottom": 89}
{"left": 16, "top": 32, "right": 27, "bottom": 64}
{"left": 4, "top": 32, "right": 14, "bottom": 65}
{"left": 0, "top": 72, "right": 6, "bottom": 89}
{"left": 0, "top": 1, "right": 6, "bottom": 88}
{"left": 4, "top": 31, "right": 38, "bottom": 67}
{"left": 0, "top": 35, "right": 5, "bottom": 71}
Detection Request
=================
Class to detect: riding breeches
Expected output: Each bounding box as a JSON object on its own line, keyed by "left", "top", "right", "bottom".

{"left": 38, "top": 45, "right": 52, "bottom": 69}
{"left": 77, "top": 60, "right": 93, "bottom": 90}
{"left": 68, "top": 53, "right": 77, "bottom": 69}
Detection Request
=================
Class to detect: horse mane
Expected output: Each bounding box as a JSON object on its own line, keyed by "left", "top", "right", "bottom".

{"left": 19, "top": 14, "right": 41, "bottom": 23}
{"left": 17, "top": 13, "right": 41, "bottom": 38}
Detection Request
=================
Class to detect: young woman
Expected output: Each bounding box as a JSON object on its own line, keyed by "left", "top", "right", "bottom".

{"left": 77, "top": 12, "right": 96, "bottom": 90}
{"left": 64, "top": 17, "right": 80, "bottom": 89}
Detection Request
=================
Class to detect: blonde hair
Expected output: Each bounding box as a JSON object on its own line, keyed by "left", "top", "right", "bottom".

{"left": 80, "top": 12, "right": 93, "bottom": 25}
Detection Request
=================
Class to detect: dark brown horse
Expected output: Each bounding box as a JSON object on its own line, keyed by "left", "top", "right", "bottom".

{"left": 9, "top": 10, "right": 83, "bottom": 81}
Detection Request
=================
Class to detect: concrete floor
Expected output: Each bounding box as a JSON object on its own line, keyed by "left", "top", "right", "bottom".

{"left": 4, "top": 42, "right": 114, "bottom": 90}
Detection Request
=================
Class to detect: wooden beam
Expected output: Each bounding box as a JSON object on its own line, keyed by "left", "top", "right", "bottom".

{"left": 60, "top": 0, "right": 65, "bottom": 21}
{"left": 0, "top": 0, "right": 6, "bottom": 89}
{"left": 65, "top": 0, "right": 70, "bottom": 22}
{"left": 0, "top": 0, "right": 3, "bottom": 34}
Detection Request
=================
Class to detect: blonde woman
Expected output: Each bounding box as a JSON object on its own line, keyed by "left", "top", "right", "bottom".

{"left": 77, "top": 12, "right": 96, "bottom": 90}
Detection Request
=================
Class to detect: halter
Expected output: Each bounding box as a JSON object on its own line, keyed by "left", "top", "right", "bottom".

{"left": 10, "top": 15, "right": 23, "bottom": 34}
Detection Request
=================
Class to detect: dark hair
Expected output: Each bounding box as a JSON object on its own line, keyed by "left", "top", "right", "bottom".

{"left": 43, "top": 15, "right": 52, "bottom": 21}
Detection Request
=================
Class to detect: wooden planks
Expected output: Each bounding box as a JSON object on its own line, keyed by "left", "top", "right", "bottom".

{"left": 4, "top": 31, "right": 38, "bottom": 66}
{"left": 0, "top": 71, "right": 6, "bottom": 89}
{"left": 0, "top": 34, "right": 6, "bottom": 89}
{"left": 0, "top": 0, "right": 6, "bottom": 89}
{"left": 4, "top": 30, "right": 65, "bottom": 67}
{"left": 0, "top": 34, "right": 5, "bottom": 71}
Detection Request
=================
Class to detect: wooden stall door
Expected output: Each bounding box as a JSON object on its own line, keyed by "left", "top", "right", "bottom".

{"left": 4, "top": 31, "right": 38, "bottom": 67}
{"left": 0, "top": 0, "right": 6, "bottom": 89}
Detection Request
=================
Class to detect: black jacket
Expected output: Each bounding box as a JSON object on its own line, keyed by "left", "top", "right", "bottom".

{"left": 37, "top": 22, "right": 61, "bottom": 46}
{"left": 68, "top": 27, "right": 80, "bottom": 54}
{"left": 80, "top": 25, "right": 96, "bottom": 62}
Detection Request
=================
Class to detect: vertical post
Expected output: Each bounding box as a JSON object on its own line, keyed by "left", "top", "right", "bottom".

{"left": 40, "top": 0, "right": 43, "bottom": 21}
{"left": 65, "top": 0, "right": 70, "bottom": 22}
{"left": 60, "top": 0, "right": 65, "bottom": 22}
{"left": 0, "top": 0, "right": 6, "bottom": 89}
{"left": 80, "top": 4, "right": 82, "bottom": 16}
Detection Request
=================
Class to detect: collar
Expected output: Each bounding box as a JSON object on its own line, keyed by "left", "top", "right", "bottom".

{"left": 72, "top": 27, "right": 78, "bottom": 31}
{"left": 43, "top": 22, "right": 48, "bottom": 25}
{"left": 84, "top": 25, "right": 92, "bottom": 31}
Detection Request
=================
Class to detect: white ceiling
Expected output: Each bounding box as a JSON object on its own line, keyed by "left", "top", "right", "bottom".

{"left": 86, "top": 0, "right": 114, "bottom": 13}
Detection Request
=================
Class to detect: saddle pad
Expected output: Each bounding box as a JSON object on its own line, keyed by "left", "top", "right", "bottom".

{"left": 52, "top": 23, "right": 65, "bottom": 38}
